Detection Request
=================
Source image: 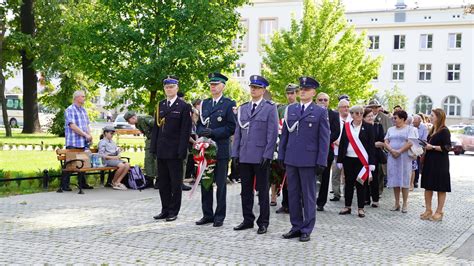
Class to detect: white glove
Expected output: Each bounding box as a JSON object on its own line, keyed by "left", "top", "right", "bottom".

{"left": 369, "top": 165, "right": 375, "bottom": 171}
{"left": 337, "top": 163, "right": 343, "bottom": 170}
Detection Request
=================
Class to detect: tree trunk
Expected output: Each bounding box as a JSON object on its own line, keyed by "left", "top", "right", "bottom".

{"left": 0, "top": 18, "right": 12, "bottom": 137}
{"left": 20, "top": 0, "right": 41, "bottom": 133}
{"left": 149, "top": 90, "right": 157, "bottom": 115}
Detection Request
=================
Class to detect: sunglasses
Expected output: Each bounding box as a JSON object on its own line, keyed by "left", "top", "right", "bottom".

{"left": 350, "top": 111, "right": 362, "bottom": 115}
{"left": 317, "top": 98, "right": 329, "bottom": 102}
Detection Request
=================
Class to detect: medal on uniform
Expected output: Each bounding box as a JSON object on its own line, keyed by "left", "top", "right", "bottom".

{"left": 217, "top": 116, "right": 222, "bottom": 122}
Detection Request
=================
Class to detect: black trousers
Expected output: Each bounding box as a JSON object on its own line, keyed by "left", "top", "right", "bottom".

{"left": 239, "top": 163, "right": 270, "bottom": 227}
{"left": 365, "top": 165, "right": 380, "bottom": 203}
{"left": 414, "top": 157, "right": 421, "bottom": 185}
{"left": 201, "top": 159, "right": 228, "bottom": 222}
{"left": 316, "top": 149, "right": 335, "bottom": 207}
{"left": 157, "top": 159, "right": 183, "bottom": 216}
{"left": 343, "top": 157, "right": 365, "bottom": 209}
{"left": 281, "top": 183, "right": 289, "bottom": 208}
{"left": 62, "top": 146, "right": 87, "bottom": 189}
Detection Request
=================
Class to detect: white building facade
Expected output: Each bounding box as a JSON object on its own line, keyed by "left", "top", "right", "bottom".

{"left": 236, "top": 1, "right": 473, "bottom": 124}
{"left": 347, "top": 5, "right": 474, "bottom": 124}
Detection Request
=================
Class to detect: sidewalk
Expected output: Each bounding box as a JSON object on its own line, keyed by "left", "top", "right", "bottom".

{"left": 0, "top": 157, "right": 473, "bottom": 264}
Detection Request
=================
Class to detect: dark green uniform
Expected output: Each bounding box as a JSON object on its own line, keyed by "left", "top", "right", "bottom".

{"left": 136, "top": 115, "right": 157, "bottom": 177}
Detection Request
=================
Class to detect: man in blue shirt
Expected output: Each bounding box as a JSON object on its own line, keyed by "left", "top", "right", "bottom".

{"left": 62, "top": 90, "right": 93, "bottom": 191}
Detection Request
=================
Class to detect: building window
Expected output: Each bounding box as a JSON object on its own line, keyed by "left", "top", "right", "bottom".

{"left": 447, "top": 64, "right": 461, "bottom": 81}
{"left": 443, "top": 96, "right": 461, "bottom": 116}
{"left": 233, "top": 19, "right": 249, "bottom": 52}
{"left": 233, "top": 63, "right": 246, "bottom": 78}
{"left": 448, "top": 33, "right": 462, "bottom": 49}
{"left": 394, "top": 35, "right": 405, "bottom": 50}
{"left": 368, "top": 35, "right": 379, "bottom": 50}
{"left": 471, "top": 101, "right": 474, "bottom": 117}
{"left": 414, "top": 95, "right": 433, "bottom": 115}
{"left": 259, "top": 18, "right": 278, "bottom": 50}
{"left": 392, "top": 64, "right": 404, "bottom": 81}
{"left": 418, "top": 64, "right": 432, "bottom": 81}
{"left": 420, "top": 34, "right": 433, "bottom": 49}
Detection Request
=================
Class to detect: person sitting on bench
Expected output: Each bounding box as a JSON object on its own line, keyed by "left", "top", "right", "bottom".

{"left": 98, "top": 126, "right": 130, "bottom": 190}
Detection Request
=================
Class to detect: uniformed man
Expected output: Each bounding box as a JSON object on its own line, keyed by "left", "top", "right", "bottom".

{"left": 274, "top": 84, "right": 299, "bottom": 214}
{"left": 278, "top": 76, "right": 330, "bottom": 242}
{"left": 150, "top": 75, "right": 192, "bottom": 222}
{"left": 231, "top": 75, "right": 279, "bottom": 234}
{"left": 195, "top": 72, "right": 236, "bottom": 227}
{"left": 124, "top": 111, "right": 157, "bottom": 188}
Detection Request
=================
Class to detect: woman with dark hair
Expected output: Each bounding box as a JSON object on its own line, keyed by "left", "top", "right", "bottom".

{"left": 362, "top": 108, "right": 385, "bottom": 207}
{"left": 337, "top": 105, "right": 375, "bottom": 218}
{"left": 385, "top": 110, "right": 416, "bottom": 213}
{"left": 420, "top": 108, "right": 451, "bottom": 221}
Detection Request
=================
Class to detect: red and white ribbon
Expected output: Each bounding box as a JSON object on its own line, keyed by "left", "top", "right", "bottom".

{"left": 344, "top": 122, "right": 371, "bottom": 184}
{"left": 189, "top": 142, "right": 215, "bottom": 198}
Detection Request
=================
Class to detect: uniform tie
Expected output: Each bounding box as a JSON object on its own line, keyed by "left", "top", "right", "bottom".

{"left": 251, "top": 103, "right": 257, "bottom": 115}
{"left": 167, "top": 101, "right": 171, "bottom": 108}
{"left": 301, "top": 104, "right": 305, "bottom": 115}
{"left": 213, "top": 101, "right": 217, "bottom": 107}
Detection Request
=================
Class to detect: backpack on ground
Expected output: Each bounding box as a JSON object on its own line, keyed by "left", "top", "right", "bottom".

{"left": 128, "top": 165, "right": 147, "bottom": 190}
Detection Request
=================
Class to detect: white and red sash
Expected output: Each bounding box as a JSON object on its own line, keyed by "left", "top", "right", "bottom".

{"left": 344, "top": 122, "right": 371, "bottom": 184}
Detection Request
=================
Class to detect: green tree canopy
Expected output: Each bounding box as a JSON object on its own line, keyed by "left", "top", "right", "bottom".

{"left": 64, "top": 0, "right": 248, "bottom": 114}
{"left": 262, "top": 0, "right": 381, "bottom": 108}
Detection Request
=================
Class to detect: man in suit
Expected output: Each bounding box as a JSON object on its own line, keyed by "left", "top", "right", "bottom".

{"left": 275, "top": 84, "right": 299, "bottom": 214}
{"left": 315, "top": 92, "right": 340, "bottom": 211}
{"left": 150, "top": 75, "right": 192, "bottom": 222}
{"left": 231, "top": 75, "right": 279, "bottom": 235}
{"left": 195, "top": 73, "right": 236, "bottom": 227}
{"left": 278, "top": 76, "right": 330, "bottom": 242}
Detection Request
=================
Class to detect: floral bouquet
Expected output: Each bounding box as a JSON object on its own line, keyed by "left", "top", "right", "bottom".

{"left": 190, "top": 137, "right": 217, "bottom": 196}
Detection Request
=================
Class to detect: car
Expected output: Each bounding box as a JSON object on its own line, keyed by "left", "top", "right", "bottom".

{"left": 448, "top": 124, "right": 467, "bottom": 134}
{"left": 452, "top": 125, "right": 474, "bottom": 155}
{"left": 113, "top": 114, "right": 135, "bottom": 129}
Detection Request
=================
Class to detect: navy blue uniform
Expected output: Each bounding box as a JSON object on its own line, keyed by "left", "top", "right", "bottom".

{"left": 196, "top": 96, "right": 236, "bottom": 223}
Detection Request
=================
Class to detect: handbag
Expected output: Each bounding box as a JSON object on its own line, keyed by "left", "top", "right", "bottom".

{"left": 407, "top": 126, "right": 424, "bottom": 159}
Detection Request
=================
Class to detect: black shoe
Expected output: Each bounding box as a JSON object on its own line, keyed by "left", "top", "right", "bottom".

{"left": 233, "top": 222, "right": 254, "bottom": 231}
{"left": 61, "top": 187, "right": 72, "bottom": 192}
{"left": 339, "top": 208, "right": 351, "bottom": 215}
{"left": 154, "top": 183, "right": 159, "bottom": 189}
{"left": 182, "top": 184, "right": 191, "bottom": 191}
{"left": 81, "top": 184, "right": 94, "bottom": 189}
{"left": 299, "top": 233, "right": 310, "bottom": 242}
{"left": 195, "top": 217, "right": 213, "bottom": 225}
{"left": 282, "top": 230, "right": 301, "bottom": 239}
{"left": 329, "top": 197, "right": 340, "bottom": 201}
{"left": 213, "top": 221, "right": 223, "bottom": 227}
{"left": 276, "top": 207, "right": 289, "bottom": 214}
{"left": 317, "top": 206, "right": 324, "bottom": 211}
{"left": 153, "top": 213, "right": 168, "bottom": 220}
{"left": 414, "top": 183, "right": 419, "bottom": 188}
{"left": 257, "top": 226, "right": 267, "bottom": 234}
{"left": 330, "top": 190, "right": 334, "bottom": 193}
{"left": 166, "top": 215, "right": 177, "bottom": 222}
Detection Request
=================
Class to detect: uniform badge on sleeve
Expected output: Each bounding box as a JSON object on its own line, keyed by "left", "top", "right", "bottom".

{"left": 217, "top": 116, "right": 223, "bottom": 122}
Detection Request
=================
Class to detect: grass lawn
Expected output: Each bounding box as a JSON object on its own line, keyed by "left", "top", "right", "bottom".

{"left": 0, "top": 150, "right": 145, "bottom": 173}
{"left": 0, "top": 129, "right": 146, "bottom": 146}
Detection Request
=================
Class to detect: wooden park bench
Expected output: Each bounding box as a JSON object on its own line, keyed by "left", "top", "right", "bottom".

{"left": 55, "top": 148, "right": 130, "bottom": 194}
{"left": 114, "top": 128, "right": 141, "bottom": 144}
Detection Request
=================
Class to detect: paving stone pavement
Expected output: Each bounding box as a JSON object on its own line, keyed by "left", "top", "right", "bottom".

{"left": 1, "top": 155, "right": 473, "bottom": 264}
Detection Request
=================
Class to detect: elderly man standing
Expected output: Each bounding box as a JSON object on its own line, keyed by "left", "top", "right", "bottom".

{"left": 412, "top": 114, "right": 428, "bottom": 188}
{"left": 315, "top": 92, "right": 340, "bottom": 211}
{"left": 278, "top": 76, "right": 330, "bottom": 242}
{"left": 232, "top": 75, "right": 279, "bottom": 235}
{"left": 62, "top": 90, "right": 94, "bottom": 191}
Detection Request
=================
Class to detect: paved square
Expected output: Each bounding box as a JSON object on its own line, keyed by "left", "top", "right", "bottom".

{"left": 0, "top": 155, "right": 473, "bottom": 264}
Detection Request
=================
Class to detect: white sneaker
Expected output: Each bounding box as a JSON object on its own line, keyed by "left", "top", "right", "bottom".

{"left": 112, "top": 183, "right": 126, "bottom": 190}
